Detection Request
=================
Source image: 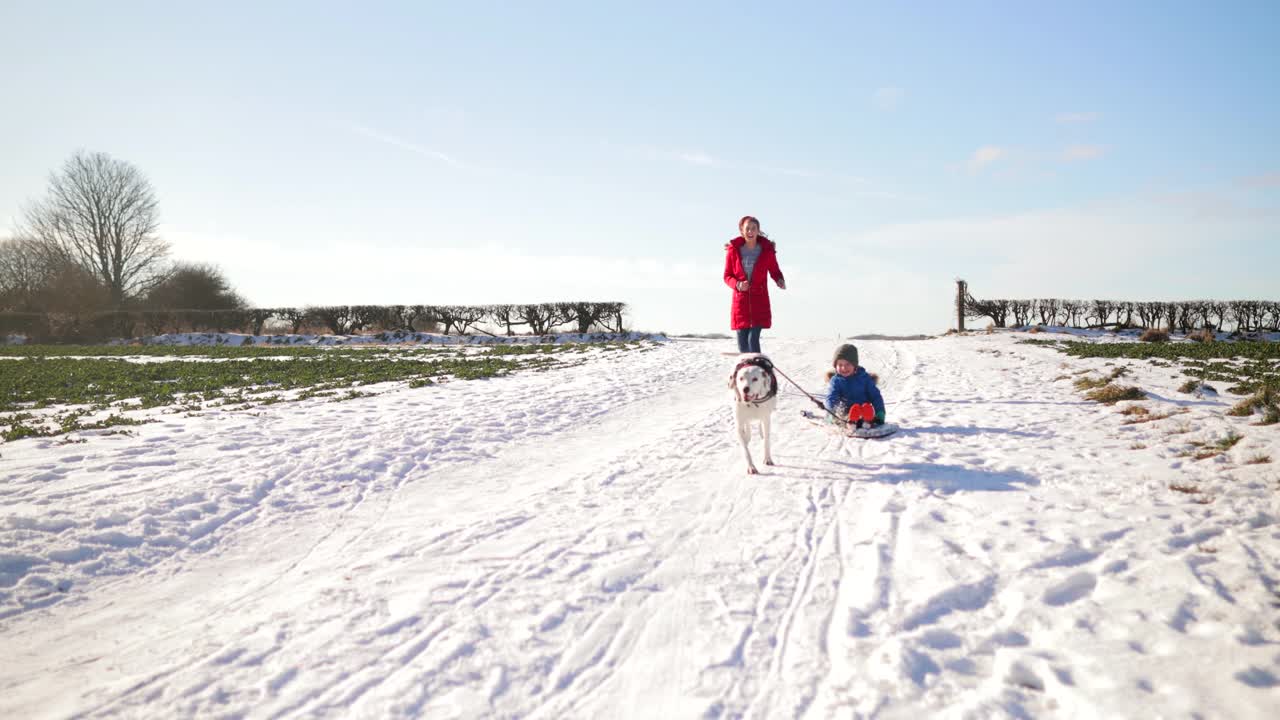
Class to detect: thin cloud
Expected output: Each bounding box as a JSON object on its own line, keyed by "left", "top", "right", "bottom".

{"left": 968, "top": 146, "right": 1006, "bottom": 173}
{"left": 350, "top": 124, "right": 469, "bottom": 170}
{"left": 678, "top": 151, "right": 718, "bottom": 167}
{"left": 761, "top": 166, "right": 819, "bottom": 179}
{"left": 851, "top": 189, "right": 916, "bottom": 201}
{"left": 1238, "top": 171, "right": 1280, "bottom": 188}
{"left": 1062, "top": 144, "right": 1106, "bottom": 161}
{"left": 601, "top": 139, "right": 717, "bottom": 169}
{"left": 1056, "top": 111, "right": 1100, "bottom": 125}
{"left": 873, "top": 87, "right": 905, "bottom": 111}
{"left": 601, "top": 137, "right": 896, "bottom": 197}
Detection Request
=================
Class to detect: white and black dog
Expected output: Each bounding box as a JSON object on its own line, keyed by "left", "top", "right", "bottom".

{"left": 729, "top": 354, "right": 779, "bottom": 474}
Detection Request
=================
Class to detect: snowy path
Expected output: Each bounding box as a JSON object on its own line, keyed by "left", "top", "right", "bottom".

{"left": 2, "top": 336, "right": 1278, "bottom": 718}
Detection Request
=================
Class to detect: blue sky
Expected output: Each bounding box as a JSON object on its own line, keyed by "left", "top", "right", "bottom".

{"left": 2, "top": 1, "right": 1277, "bottom": 336}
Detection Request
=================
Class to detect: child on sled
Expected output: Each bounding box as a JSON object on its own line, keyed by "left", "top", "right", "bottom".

{"left": 824, "top": 343, "right": 886, "bottom": 428}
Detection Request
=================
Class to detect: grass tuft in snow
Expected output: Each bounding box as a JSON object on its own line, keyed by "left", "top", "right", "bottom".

{"left": 1214, "top": 431, "right": 1244, "bottom": 451}
{"left": 1030, "top": 339, "right": 1278, "bottom": 418}
{"left": 1182, "top": 432, "right": 1243, "bottom": 461}
{"left": 1075, "top": 366, "right": 1130, "bottom": 392}
{"left": 1086, "top": 383, "right": 1145, "bottom": 404}
{"left": 1074, "top": 376, "right": 1110, "bottom": 391}
{"left": 1228, "top": 386, "right": 1279, "bottom": 420}
{"left": 1123, "top": 407, "right": 1187, "bottom": 425}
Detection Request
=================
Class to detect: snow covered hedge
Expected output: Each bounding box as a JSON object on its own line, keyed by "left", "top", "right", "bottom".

{"left": 964, "top": 296, "right": 1280, "bottom": 333}
{"left": 0, "top": 302, "right": 629, "bottom": 343}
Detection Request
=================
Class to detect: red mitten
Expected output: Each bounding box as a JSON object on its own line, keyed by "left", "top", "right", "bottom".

{"left": 847, "top": 403, "right": 875, "bottom": 425}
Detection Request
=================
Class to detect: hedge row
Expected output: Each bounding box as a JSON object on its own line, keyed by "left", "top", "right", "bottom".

{"left": 0, "top": 302, "right": 628, "bottom": 343}
{"left": 964, "top": 297, "right": 1280, "bottom": 333}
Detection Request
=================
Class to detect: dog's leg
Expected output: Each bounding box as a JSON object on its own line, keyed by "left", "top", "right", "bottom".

{"left": 762, "top": 414, "right": 774, "bottom": 466}
{"left": 738, "top": 418, "right": 758, "bottom": 474}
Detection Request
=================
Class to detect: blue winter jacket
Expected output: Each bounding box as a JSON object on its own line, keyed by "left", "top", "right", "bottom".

{"left": 825, "top": 368, "right": 886, "bottom": 419}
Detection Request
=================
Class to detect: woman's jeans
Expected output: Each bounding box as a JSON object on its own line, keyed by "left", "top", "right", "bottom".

{"left": 736, "top": 327, "right": 762, "bottom": 353}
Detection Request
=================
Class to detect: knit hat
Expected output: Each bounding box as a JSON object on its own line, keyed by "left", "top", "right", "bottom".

{"left": 832, "top": 343, "right": 859, "bottom": 367}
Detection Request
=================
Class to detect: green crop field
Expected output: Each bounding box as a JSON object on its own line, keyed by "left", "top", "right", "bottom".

{"left": 1021, "top": 339, "right": 1280, "bottom": 394}
{"left": 0, "top": 341, "right": 653, "bottom": 442}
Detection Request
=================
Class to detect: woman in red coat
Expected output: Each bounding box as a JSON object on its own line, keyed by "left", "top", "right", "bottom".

{"left": 724, "top": 215, "right": 786, "bottom": 353}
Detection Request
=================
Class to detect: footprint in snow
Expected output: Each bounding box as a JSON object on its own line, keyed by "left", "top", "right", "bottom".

{"left": 1042, "top": 571, "right": 1097, "bottom": 606}
{"left": 1235, "top": 667, "right": 1279, "bottom": 688}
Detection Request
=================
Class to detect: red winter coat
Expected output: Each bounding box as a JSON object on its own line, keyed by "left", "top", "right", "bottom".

{"left": 723, "top": 237, "right": 785, "bottom": 330}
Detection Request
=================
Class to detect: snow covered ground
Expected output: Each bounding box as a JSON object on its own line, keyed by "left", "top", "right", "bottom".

{"left": 1, "top": 332, "right": 1278, "bottom": 718}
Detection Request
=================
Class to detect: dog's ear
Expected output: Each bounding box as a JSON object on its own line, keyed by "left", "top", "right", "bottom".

{"left": 728, "top": 370, "right": 737, "bottom": 389}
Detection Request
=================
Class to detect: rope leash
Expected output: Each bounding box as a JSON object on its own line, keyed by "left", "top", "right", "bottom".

{"left": 731, "top": 354, "right": 867, "bottom": 427}
{"left": 769, "top": 362, "right": 848, "bottom": 424}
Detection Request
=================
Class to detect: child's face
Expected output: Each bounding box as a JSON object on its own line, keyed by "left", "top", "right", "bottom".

{"left": 835, "top": 358, "right": 857, "bottom": 377}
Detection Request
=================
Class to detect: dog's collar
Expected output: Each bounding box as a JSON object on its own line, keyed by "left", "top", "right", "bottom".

{"left": 733, "top": 356, "right": 778, "bottom": 404}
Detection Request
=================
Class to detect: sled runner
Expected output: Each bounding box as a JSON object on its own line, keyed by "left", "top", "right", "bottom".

{"left": 800, "top": 409, "right": 900, "bottom": 439}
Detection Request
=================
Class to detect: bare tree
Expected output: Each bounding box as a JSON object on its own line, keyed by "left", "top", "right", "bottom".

{"left": 1036, "top": 298, "right": 1060, "bottom": 326}
{"left": 487, "top": 304, "right": 527, "bottom": 335}
{"left": 406, "top": 305, "right": 439, "bottom": 333}
{"left": 0, "top": 235, "right": 109, "bottom": 313}
{"left": 309, "top": 305, "right": 357, "bottom": 335}
{"left": 1206, "top": 301, "right": 1228, "bottom": 331}
{"left": 18, "top": 151, "right": 169, "bottom": 308}
{"left": 1115, "top": 301, "right": 1136, "bottom": 329}
{"left": 603, "top": 302, "right": 627, "bottom": 332}
{"left": 1009, "top": 299, "right": 1034, "bottom": 327}
{"left": 0, "top": 237, "right": 50, "bottom": 310}
{"left": 436, "top": 305, "right": 488, "bottom": 335}
{"left": 1136, "top": 301, "right": 1162, "bottom": 330}
{"left": 144, "top": 262, "right": 246, "bottom": 311}
{"left": 516, "top": 303, "right": 571, "bottom": 335}
{"left": 345, "top": 305, "right": 390, "bottom": 333}
{"left": 1262, "top": 301, "right": 1279, "bottom": 332}
{"left": 564, "top": 301, "right": 607, "bottom": 333}
{"left": 247, "top": 308, "right": 276, "bottom": 335}
{"left": 1087, "top": 299, "right": 1116, "bottom": 328}
{"left": 278, "top": 307, "right": 313, "bottom": 334}
{"left": 964, "top": 295, "right": 1010, "bottom": 328}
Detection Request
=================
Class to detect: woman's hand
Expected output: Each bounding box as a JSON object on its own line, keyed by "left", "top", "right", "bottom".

{"left": 777, "top": 278, "right": 786, "bottom": 290}
{"left": 736, "top": 280, "right": 749, "bottom": 292}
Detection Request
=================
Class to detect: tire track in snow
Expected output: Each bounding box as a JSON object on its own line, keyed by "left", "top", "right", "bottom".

{"left": 4, "top": 342, "right": 731, "bottom": 717}
{"left": 183, "top": 356, "right": 734, "bottom": 718}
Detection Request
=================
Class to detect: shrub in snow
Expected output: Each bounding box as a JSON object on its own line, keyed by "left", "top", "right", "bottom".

{"left": 1085, "top": 383, "right": 1145, "bottom": 404}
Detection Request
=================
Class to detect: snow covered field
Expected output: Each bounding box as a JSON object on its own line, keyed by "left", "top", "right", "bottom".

{"left": 2, "top": 332, "right": 1278, "bottom": 718}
